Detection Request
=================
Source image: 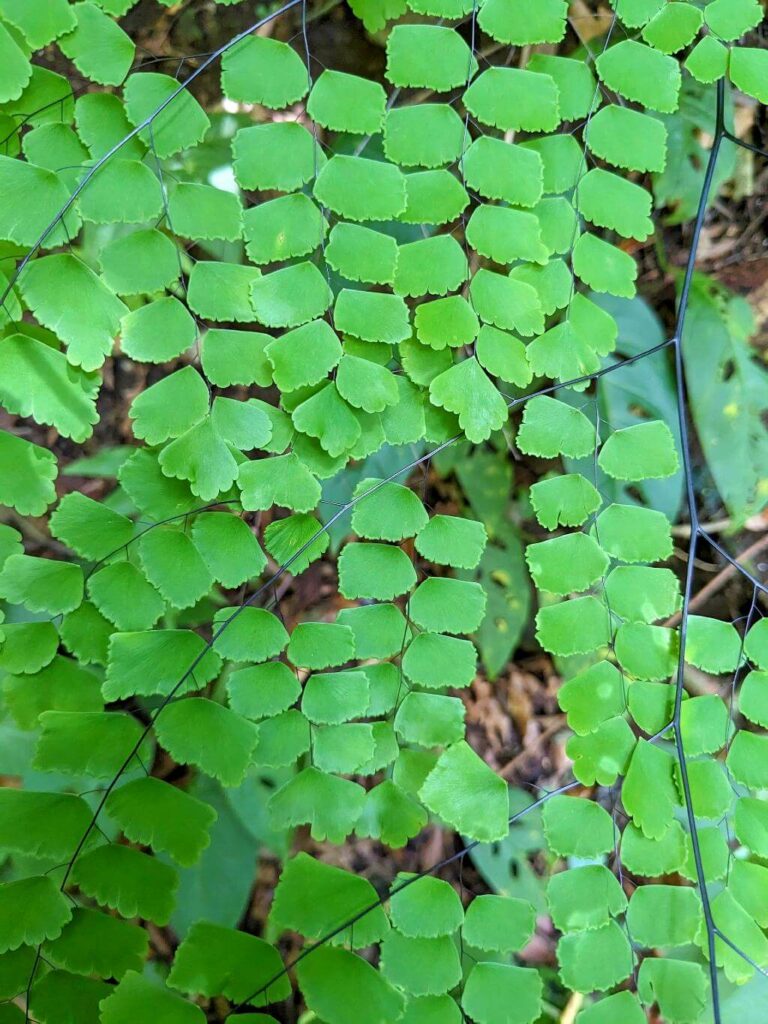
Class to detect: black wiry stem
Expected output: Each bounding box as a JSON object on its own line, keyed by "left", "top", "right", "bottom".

{"left": 671, "top": 77, "right": 726, "bottom": 1024}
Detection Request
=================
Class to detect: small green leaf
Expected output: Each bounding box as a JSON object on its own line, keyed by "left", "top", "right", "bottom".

{"left": 529, "top": 473, "right": 602, "bottom": 530}
{"left": 536, "top": 596, "right": 611, "bottom": 657}
{"left": 461, "top": 962, "right": 543, "bottom": 1024}
{"left": 169, "top": 921, "right": 289, "bottom": 1005}
{"left": 386, "top": 25, "right": 477, "bottom": 90}
{"left": 221, "top": 35, "right": 307, "bottom": 108}
{"left": 0, "top": 554, "right": 82, "bottom": 615}
{"left": 100, "top": 971, "right": 204, "bottom": 1024}
{"left": 542, "top": 794, "right": 614, "bottom": 857}
{"left": 0, "top": 877, "right": 72, "bottom": 954}
{"left": 464, "top": 67, "right": 560, "bottom": 133}
{"left": 154, "top": 698, "right": 258, "bottom": 787}
{"left": 595, "top": 40, "right": 681, "bottom": 113}
{"left": 547, "top": 865, "right": 627, "bottom": 933}
{"left": 58, "top": 3, "right": 134, "bottom": 86}
{"left": 586, "top": 104, "right": 667, "bottom": 173}
{"left": 463, "top": 895, "right": 535, "bottom": 953}
{"left": 429, "top": 358, "right": 508, "bottom": 444}
{"left": 557, "top": 922, "right": 634, "bottom": 993}
{"left": 308, "top": 70, "right": 386, "bottom": 134}
{"left": 123, "top": 72, "right": 210, "bottom": 158}
{"left": 315, "top": 155, "right": 406, "bottom": 223}
{"left": 419, "top": 741, "right": 509, "bottom": 842}
{"left": 526, "top": 533, "right": 608, "bottom": 596}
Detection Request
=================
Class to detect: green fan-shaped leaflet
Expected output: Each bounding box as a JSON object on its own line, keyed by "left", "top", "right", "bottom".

{"left": 400, "top": 169, "right": 469, "bottom": 224}
{"left": 351, "top": 479, "right": 427, "bottom": 541}
{"left": 338, "top": 542, "right": 416, "bottom": 601}
{"left": 0, "top": 335, "right": 100, "bottom": 442}
{"left": 103, "top": 629, "right": 221, "bottom": 701}
{"left": 0, "top": 621, "right": 59, "bottom": 674}
{"left": 58, "top": 3, "right": 134, "bottom": 86}
{"left": 0, "top": 790, "right": 91, "bottom": 861}
{"left": 429, "top": 358, "right": 508, "bottom": 444}
{"left": 409, "top": 577, "right": 486, "bottom": 634}
{"left": 386, "top": 25, "right": 477, "bottom": 90}
{"left": 3, "top": 654, "right": 102, "bottom": 731}
{"left": 526, "top": 533, "right": 608, "bottom": 596}
{"left": 287, "top": 622, "right": 355, "bottom": 671}
{"left": 168, "top": 182, "right": 242, "bottom": 241}
{"left": 301, "top": 669, "right": 370, "bottom": 725}
{"left": 465, "top": 67, "right": 560, "bottom": 134}
{"left": 0, "top": 554, "right": 83, "bottom": 615}
{"left": 271, "top": 852, "right": 389, "bottom": 948}
{"left": 402, "top": 631, "right": 477, "bottom": 690}
{"left": 30, "top": 973, "right": 111, "bottom": 1024}
{"left": 252, "top": 262, "right": 333, "bottom": 330}
{"left": 243, "top": 194, "right": 326, "bottom": 265}
{"left": 595, "top": 40, "right": 681, "bottom": 113}
{"left": 384, "top": 104, "right": 466, "bottom": 169}
{"left": 325, "top": 223, "right": 398, "bottom": 285}
{"left": 191, "top": 512, "right": 266, "bottom": 589}
{"left": 187, "top": 262, "right": 262, "bottom": 323}
{"left": 461, "top": 962, "right": 543, "bottom": 1024}
{"left": 575, "top": 169, "right": 654, "bottom": 242}
{"left": 211, "top": 606, "right": 288, "bottom": 663}
{"left": 99, "top": 971, "right": 204, "bottom": 1024}
{"left": 336, "top": 355, "right": 399, "bottom": 413}
{"left": 626, "top": 884, "right": 703, "bottom": 948}
{"left": 415, "top": 515, "right": 487, "bottom": 569}
{"left": 74, "top": 91, "right": 145, "bottom": 159}
{"left": 479, "top": 0, "right": 567, "bottom": 44}
{"left": 643, "top": 2, "right": 703, "bottom": 54}
{"left": 18, "top": 253, "right": 126, "bottom": 371}
{"left": 227, "top": 662, "right": 301, "bottom": 720}
{"left": 221, "top": 34, "right": 307, "bottom": 108}
{"left": 263, "top": 512, "right": 328, "bottom": 574}
{"left": 123, "top": 72, "right": 210, "bottom": 158}
{"left": 557, "top": 922, "right": 634, "bottom": 994}
{"left": 463, "top": 895, "right": 535, "bottom": 953}
{"left": 49, "top": 492, "right": 133, "bottom": 560}
{"left": 686, "top": 36, "right": 729, "bottom": 84}
{"left": 357, "top": 780, "right": 428, "bottom": 848}
{"left": 636, "top": 957, "right": 708, "bottom": 1024}
{"left": 43, "top": 907, "right": 147, "bottom": 980}
{"left": 169, "top": 921, "right": 290, "bottom": 1005}
{"left": 315, "top": 155, "right": 407, "bottom": 223}
{"left": 154, "top": 698, "right": 257, "bottom": 788}
{"left": 308, "top": 70, "right": 386, "bottom": 134}
{"left": 269, "top": 766, "right": 366, "bottom": 843}
{"left": 467, "top": 206, "right": 548, "bottom": 266}
{"left": 336, "top": 603, "right": 408, "bottom": 659}
{"left": 238, "top": 453, "right": 320, "bottom": 513}
{"left": 462, "top": 137, "right": 543, "bottom": 207}
{"left": 130, "top": 367, "right": 208, "bottom": 445}
{"left": 106, "top": 777, "right": 216, "bottom": 867}
{"left": 120, "top": 297, "right": 197, "bottom": 364}
{"left": 233, "top": 121, "right": 323, "bottom": 192}
{"left": 394, "top": 235, "right": 468, "bottom": 298}
{"left": 0, "top": 0, "right": 76, "bottom": 48}
{"left": 381, "top": 929, "right": 461, "bottom": 996}
{"left": 395, "top": 692, "right": 466, "bottom": 746}
{"left": 33, "top": 709, "right": 147, "bottom": 779}
{"left": 297, "top": 946, "right": 404, "bottom": 1024}
{"left": 543, "top": 795, "right": 614, "bottom": 857}
{"left": 567, "top": 717, "right": 636, "bottom": 785}
{"left": 415, "top": 296, "right": 479, "bottom": 350}
{"left": 99, "top": 229, "right": 179, "bottom": 294}
{"left": 729, "top": 48, "right": 768, "bottom": 104}
{"left": 547, "top": 865, "right": 627, "bottom": 933}
{"left": 78, "top": 160, "right": 164, "bottom": 227}
{"left": 419, "top": 741, "right": 509, "bottom": 842}
{"left": 0, "top": 877, "right": 72, "bottom": 954}
{"left": 291, "top": 382, "right": 361, "bottom": 457}
{"left": 389, "top": 875, "right": 462, "bottom": 938}
{"left": 586, "top": 105, "right": 667, "bottom": 174}
{"left": 623, "top": 740, "right": 678, "bottom": 838}
{"left": 595, "top": 504, "right": 672, "bottom": 563}
{"left": 138, "top": 528, "right": 213, "bottom": 609}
